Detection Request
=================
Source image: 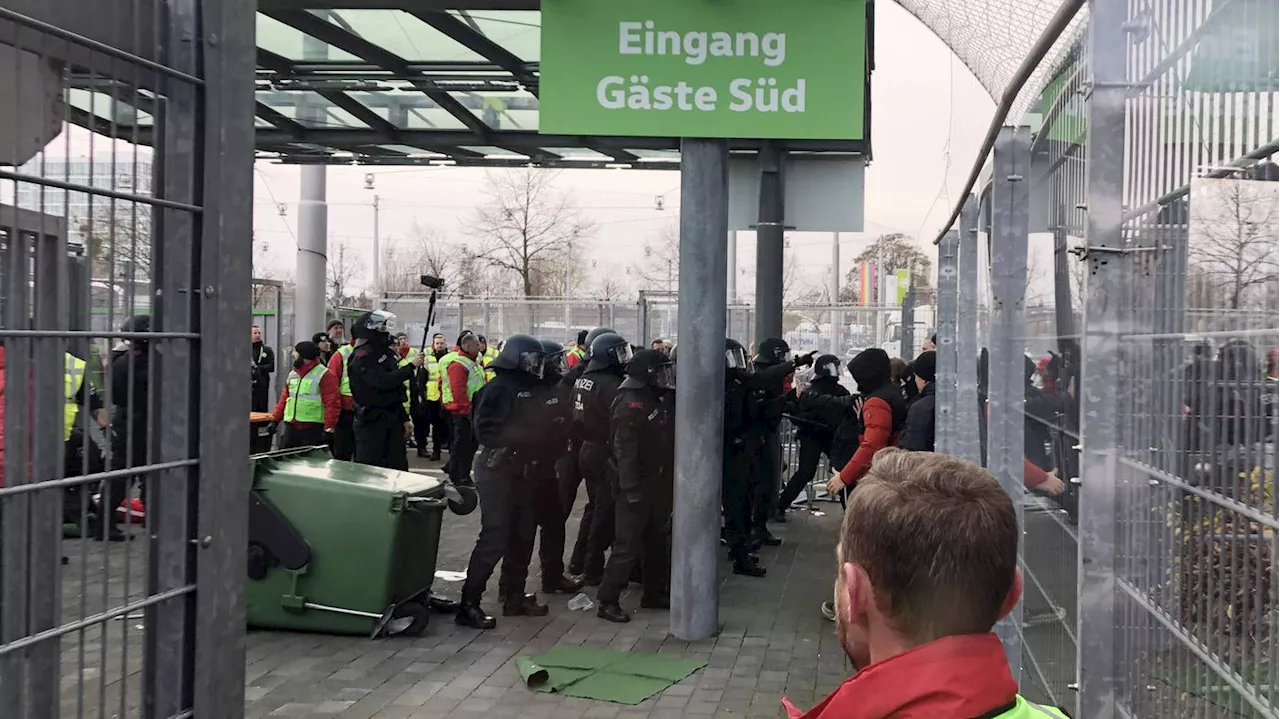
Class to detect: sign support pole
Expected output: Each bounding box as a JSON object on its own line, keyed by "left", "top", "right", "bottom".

{"left": 671, "top": 137, "right": 729, "bottom": 641}
{"left": 754, "top": 142, "right": 785, "bottom": 345}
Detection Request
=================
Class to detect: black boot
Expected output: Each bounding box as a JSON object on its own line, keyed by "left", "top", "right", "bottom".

{"left": 430, "top": 450, "right": 442, "bottom": 461}
{"left": 428, "top": 593, "right": 459, "bottom": 613}
{"left": 752, "top": 526, "right": 783, "bottom": 547}
{"left": 582, "top": 574, "right": 602, "bottom": 588}
{"left": 542, "top": 574, "right": 584, "bottom": 595}
{"left": 503, "top": 593, "right": 549, "bottom": 617}
{"left": 731, "top": 548, "right": 767, "bottom": 577}
{"left": 417, "top": 447, "right": 430, "bottom": 458}
{"left": 455, "top": 603, "right": 496, "bottom": 629}
{"left": 597, "top": 601, "right": 631, "bottom": 623}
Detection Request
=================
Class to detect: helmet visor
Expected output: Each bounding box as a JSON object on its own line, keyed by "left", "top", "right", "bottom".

{"left": 545, "top": 350, "right": 568, "bottom": 377}
{"left": 817, "top": 360, "right": 839, "bottom": 378}
{"left": 610, "top": 343, "right": 635, "bottom": 366}
{"left": 652, "top": 364, "right": 676, "bottom": 390}
{"left": 518, "top": 350, "right": 547, "bottom": 379}
{"left": 726, "top": 347, "right": 749, "bottom": 370}
{"left": 366, "top": 310, "right": 396, "bottom": 333}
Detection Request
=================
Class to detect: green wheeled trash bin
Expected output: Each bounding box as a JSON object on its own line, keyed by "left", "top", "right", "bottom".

{"left": 246, "top": 447, "right": 448, "bottom": 637}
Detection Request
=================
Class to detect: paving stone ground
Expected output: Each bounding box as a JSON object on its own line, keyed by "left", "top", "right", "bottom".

{"left": 242, "top": 454, "right": 852, "bottom": 719}
{"left": 51, "top": 454, "right": 848, "bottom": 718}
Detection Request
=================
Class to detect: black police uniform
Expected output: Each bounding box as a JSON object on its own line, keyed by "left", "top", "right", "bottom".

{"left": 347, "top": 337, "right": 414, "bottom": 471}
{"left": 459, "top": 359, "right": 560, "bottom": 627}
{"left": 723, "top": 357, "right": 805, "bottom": 574}
{"left": 558, "top": 358, "right": 590, "bottom": 573}
{"left": 597, "top": 361, "right": 673, "bottom": 618}
{"left": 533, "top": 356, "right": 581, "bottom": 595}
{"left": 571, "top": 363, "right": 624, "bottom": 583}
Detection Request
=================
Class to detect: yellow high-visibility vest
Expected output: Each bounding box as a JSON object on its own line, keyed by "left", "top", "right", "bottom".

{"left": 425, "top": 354, "right": 442, "bottom": 402}
{"left": 440, "top": 353, "right": 485, "bottom": 404}
{"left": 283, "top": 363, "right": 327, "bottom": 423}
{"left": 64, "top": 353, "right": 87, "bottom": 441}
{"left": 336, "top": 344, "right": 354, "bottom": 397}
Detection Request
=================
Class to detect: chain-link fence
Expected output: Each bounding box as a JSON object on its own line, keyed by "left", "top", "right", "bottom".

{"left": 0, "top": 2, "right": 253, "bottom": 717}
{"left": 934, "top": 1, "right": 1279, "bottom": 715}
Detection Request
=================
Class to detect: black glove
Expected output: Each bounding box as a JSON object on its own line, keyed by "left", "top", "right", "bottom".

{"left": 794, "top": 351, "right": 818, "bottom": 368}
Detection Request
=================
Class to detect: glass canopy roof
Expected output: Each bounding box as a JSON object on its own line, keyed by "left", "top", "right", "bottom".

{"left": 64, "top": 1, "right": 871, "bottom": 168}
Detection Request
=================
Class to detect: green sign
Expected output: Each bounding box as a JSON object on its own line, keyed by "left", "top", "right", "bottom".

{"left": 538, "top": 0, "right": 866, "bottom": 140}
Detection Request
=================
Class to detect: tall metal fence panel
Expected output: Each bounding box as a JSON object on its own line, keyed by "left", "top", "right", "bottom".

{"left": 0, "top": 2, "right": 254, "bottom": 717}
{"left": 934, "top": 1, "right": 1279, "bottom": 716}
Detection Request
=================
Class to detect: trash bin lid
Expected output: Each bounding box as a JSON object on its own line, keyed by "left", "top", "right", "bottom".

{"left": 255, "top": 449, "right": 443, "bottom": 497}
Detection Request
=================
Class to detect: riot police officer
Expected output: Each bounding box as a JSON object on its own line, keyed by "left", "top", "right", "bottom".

{"left": 559, "top": 325, "right": 616, "bottom": 572}
{"left": 346, "top": 310, "right": 423, "bottom": 470}
{"left": 457, "top": 334, "right": 558, "bottom": 629}
{"left": 570, "top": 331, "right": 633, "bottom": 584}
{"left": 597, "top": 349, "right": 675, "bottom": 623}
{"left": 749, "top": 337, "right": 794, "bottom": 547}
{"left": 533, "top": 339, "right": 584, "bottom": 595}
{"left": 722, "top": 339, "right": 813, "bottom": 576}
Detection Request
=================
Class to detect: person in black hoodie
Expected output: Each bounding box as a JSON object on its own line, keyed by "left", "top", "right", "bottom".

{"left": 775, "top": 354, "right": 849, "bottom": 516}
{"left": 899, "top": 350, "right": 937, "bottom": 451}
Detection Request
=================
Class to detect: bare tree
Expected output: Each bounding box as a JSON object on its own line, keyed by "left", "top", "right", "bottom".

{"left": 632, "top": 221, "right": 680, "bottom": 292}
{"left": 589, "top": 262, "right": 632, "bottom": 301}
{"left": 839, "top": 233, "right": 933, "bottom": 303}
{"left": 80, "top": 202, "right": 152, "bottom": 284}
{"left": 381, "top": 222, "right": 461, "bottom": 295}
{"left": 326, "top": 240, "right": 365, "bottom": 309}
{"left": 1189, "top": 177, "right": 1279, "bottom": 310}
{"left": 463, "top": 167, "right": 594, "bottom": 297}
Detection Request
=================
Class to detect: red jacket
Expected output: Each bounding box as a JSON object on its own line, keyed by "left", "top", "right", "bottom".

{"left": 785, "top": 633, "right": 1018, "bottom": 719}
{"left": 272, "top": 359, "right": 341, "bottom": 431}
{"left": 981, "top": 401, "right": 1063, "bottom": 489}
{"left": 837, "top": 396, "right": 897, "bottom": 485}
{"left": 445, "top": 346, "right": 479, "bottom": 416}
{"left": 327, "top": 349, "right": 354, "bottom": 411}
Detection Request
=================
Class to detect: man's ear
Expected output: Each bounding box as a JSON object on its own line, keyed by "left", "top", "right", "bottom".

{"left": 841, "top": 562, "right": 871, "bottom": 621}
{"left": 997, "top": 568, "right": 1024, "bottom": 621}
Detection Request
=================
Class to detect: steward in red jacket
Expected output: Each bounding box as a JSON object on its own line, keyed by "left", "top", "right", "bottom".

{"left": 272, "top": 340, "right": 341, "bottom": 449}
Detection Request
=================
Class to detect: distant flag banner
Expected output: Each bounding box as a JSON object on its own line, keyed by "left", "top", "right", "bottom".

{"left": 895, "top": 269, "right": 911, "bottom": 306}
{"left": 858, "top": 263, "right": 876, "bottom": 306}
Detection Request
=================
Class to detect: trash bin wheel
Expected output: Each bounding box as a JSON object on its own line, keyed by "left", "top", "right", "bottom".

{"left": 447, "top": 485, "right": 478, "bottom": 516}
{"left": 378, "top": 601, "right": 430, "bottom": 638}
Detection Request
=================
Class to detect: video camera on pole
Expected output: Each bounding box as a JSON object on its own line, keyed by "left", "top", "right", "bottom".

{"left": 418, "top": 274, "right": 445, "bottom": 354}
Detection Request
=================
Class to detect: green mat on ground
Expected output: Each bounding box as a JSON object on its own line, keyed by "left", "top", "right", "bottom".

{"left": 519, "top": 646, "right": 706, "bottom": 705}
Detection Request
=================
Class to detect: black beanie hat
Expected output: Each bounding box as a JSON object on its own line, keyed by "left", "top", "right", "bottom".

{"left": 294, "top": 341, "right": 320, "bottom": 361}
{"left": 577, "top": 329, "right": 589, "bottom": 345}
{"left": 457, "top": 330, "right": 476, "bottom": 347}
{"left": 848, "top": 348, "right": 892, "bottom": 393}
{"left": 912, "top": 350, "right": 937, "bottom": 383}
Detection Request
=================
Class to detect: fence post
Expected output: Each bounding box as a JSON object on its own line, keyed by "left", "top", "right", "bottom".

{"left": 988, "top": 126, "right": 1031, "bottom": 681}
{"left": 954, "top": 195, "right": 982, "bottom": 465}
{"left": 1077, "top": 0, "right": 1127, "bottom": 712}
{"left": 935, "top": 230, "right": 959, "bottom": 455}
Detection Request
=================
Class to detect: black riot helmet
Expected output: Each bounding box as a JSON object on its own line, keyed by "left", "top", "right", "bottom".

{"left": 586, "top": 332, "right": 633, "bottom": 372}
{"left": 351, "top": 309, "right": 396, "bottom": 342}
{"left": 541, "top": 338, "right": 567, "bottom": 379}
{"left": 755, "top": 338, "right": 791, "bottom": 366}
{"left": 725, "top": 338, "right": 750, "bottom": 372}
{"left": 492, "top": 333, "right": 547, "bottom": 379}
{"left": 813, "top": 353, "right": 842, "bottom": 379}
{"left": 626, "top": 348, "right": 675, "bottom": 390}
{"left": 584, "top": 327, "right": 616, "bottom": 355}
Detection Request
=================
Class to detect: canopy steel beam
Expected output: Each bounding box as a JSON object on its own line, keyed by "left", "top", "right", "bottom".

{"left": 409, "top": 9, "right": 539, "bottom": 94}
{"left": 259, "top": 0, "right": 538, "bottom": 9}
{"left": 254, "top": 102, "right": 306, "bottom": 138}
{"left": 257, "top": 48, "right": 295, "bottom": 74}
{"left": 263, "top": 9, "right": 492, "bottom": 136}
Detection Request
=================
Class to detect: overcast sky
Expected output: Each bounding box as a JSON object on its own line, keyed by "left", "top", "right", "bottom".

{"left": 250, "top": 2, "right": 996, "bottom": 297}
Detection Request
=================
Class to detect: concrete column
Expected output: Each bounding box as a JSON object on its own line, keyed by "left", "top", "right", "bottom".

{"left": 988, "top": 126, "right": 1030, "bottom": 678}
{"left": 753, "top": 144, "right": 784, "bottom": 343}
{"left": 295, "top": 167, "right": 328, "bottom": 338}
{"left": 671, "top": 138, "right": 728, "bottom": 641}
{"left": 295, "top": 30, "right": 328, "bottom": 337}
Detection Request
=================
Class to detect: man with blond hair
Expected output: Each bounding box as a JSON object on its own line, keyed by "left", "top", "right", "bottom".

{"left": 789, "top": 449, "right": 1067, "bottom": 719}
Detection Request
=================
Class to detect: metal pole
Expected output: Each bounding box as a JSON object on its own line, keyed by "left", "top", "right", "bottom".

{"left": 294, "top": 31, "right": 328, "bottom": 338}
{"left": 988, "top": 126, "right": 1030, "bottom": 680}
{"left": 830, "top": 232, "right": 840, "bottom": 355}
{"left": 754, "top": 143, "right": 784, "bottom": 343}
{"left": 671, "top": 138, "right": 728, "bottom": 641}
{"left": 935, "top": 230, "right": 959, "bottom": 455}
{"left": 371, "top": 193, "right": 381, "bottom": 306}
{"left": 1077, "top": 0, "right": 1126, "bottom": 711}
{"left": 954, "top": 195, "right": 982, "bottom": 465}
{"left": 727, "top": 231, "right": 737, "bottom": 303}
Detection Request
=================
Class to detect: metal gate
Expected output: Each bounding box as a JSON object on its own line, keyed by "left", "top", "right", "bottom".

{"left": 0, "top": 1, "right": 254, "bottom": 717}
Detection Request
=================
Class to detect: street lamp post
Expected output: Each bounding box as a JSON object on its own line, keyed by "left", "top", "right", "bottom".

{"left": 365, "top": 173, "right": 381, "bottom": 307}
